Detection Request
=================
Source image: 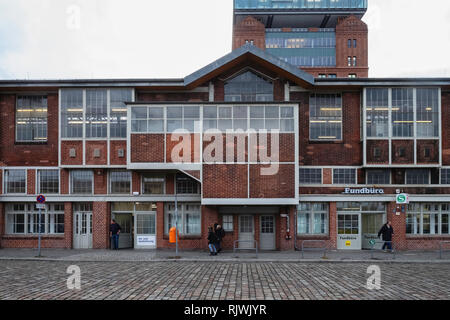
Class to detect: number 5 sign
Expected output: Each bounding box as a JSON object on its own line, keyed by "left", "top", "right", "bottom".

{"left": 396, "top": 194, "right": 409, "bottom": 204}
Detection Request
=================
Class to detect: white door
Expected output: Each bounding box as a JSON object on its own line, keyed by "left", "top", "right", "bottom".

{"left": 73, "top": 212, "right": 93, "bottom": 249}
{"left": 112, "top": 213, "right": 133, "bottom": 249}
{"left": 239, "top": 215, "right": 255, "bottom": 249}
{"left": 337, "top": 213, "right": 361, "bottom": 250}
{"left": 362, "top": 213, "right": 386, "bottom": 250}
{"left": 260, "top": 215, "right": 276, "bottom": 250}
{"left": 134, "top": 212, "right": 156, "bottom": 249}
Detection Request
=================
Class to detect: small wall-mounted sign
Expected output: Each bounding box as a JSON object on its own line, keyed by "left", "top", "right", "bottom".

{"left": 396, "top": 194, "right": 409, "bottom": 204}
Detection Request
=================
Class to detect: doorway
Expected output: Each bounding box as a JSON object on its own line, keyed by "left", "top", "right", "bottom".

{"left": 73, "top": 203, "right": 93, "bottom": 249}
{"left": 260, "top": 215, "right": 276, "bottom": 250}
{"left": 239, "top": 215, "right": 255, "bottom": 249}
{"left": 112, "top": 213, "right": 133, "bottom": 249}
{"left": 337, "top": 213, "right": 361, "bottom": 250}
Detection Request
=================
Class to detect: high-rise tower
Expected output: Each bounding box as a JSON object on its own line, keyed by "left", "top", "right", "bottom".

{"left": 233, "top": 0, "right": 369, "bottom": 78}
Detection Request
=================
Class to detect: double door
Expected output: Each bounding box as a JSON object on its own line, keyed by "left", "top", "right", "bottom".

{"left": 111, "top": 213, "right": 133, "bottom": 249}
{"left": 73, "top": 212, "right": 93, "bottom": 249}
{"left": 238, "top": 215, "right": 276, "bottom": 250}
{"left": 337, "top": 212, "right": 386, "bottom": 250}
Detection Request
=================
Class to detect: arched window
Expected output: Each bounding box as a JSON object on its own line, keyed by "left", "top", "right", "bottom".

{"left": 224, "top": 71, "right": 273, "bottom": 102}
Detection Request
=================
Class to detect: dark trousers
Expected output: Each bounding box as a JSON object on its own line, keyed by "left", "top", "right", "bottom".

{"left": 382, "top": 241, "right": 392, "bottom": 251}
{"left": 111, "top": 234, "right": 119, "bottom": 250}
{"left": 215, "top": 241, "right": 221, "bottom": 252}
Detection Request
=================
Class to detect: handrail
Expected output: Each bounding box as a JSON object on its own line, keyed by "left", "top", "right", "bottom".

{"left": 439, "top": 241, "right": 450, "bottom": 259}
{"left": 233, "top": 240, "right": 258, "bottom": 256}
{"left": 301, "top": 240, "right": 327, "bottom": 259}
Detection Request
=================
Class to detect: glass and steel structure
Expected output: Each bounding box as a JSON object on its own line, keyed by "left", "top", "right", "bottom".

{"left": 235, "top": 0, "right": 368, "bottom": 10}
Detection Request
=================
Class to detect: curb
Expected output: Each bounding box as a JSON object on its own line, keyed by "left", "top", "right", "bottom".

{"left": 1, "top": 257, "right": 450, "bottom": 264}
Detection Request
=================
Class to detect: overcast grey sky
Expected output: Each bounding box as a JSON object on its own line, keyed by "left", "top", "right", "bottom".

{"left": 0, "top": 0, "right": 449, "bottom": 80}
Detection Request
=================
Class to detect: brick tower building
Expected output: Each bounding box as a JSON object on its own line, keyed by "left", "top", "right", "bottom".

{"left": 233, "top": 0, "right": 369, "bottom": 78}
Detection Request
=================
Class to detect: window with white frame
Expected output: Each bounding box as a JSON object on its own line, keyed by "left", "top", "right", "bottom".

{"left": 392, "top": 88, "right": 414, "bottom": 137}
{"left": 441, "top": 169, "right": 450, "bottom": 185}
{"left": 38, "top": 169, "right": 59, "bottom": 194}
{"left": 61, "top": 88, "right": 133, "bottom": 139}
{"left": 167, "top": 106, "right": 200, "bottom": 132}
{"left": 4, "top": 169, "right": 26, "bottom": 194}
{"left": 309, "top": 93, "right": 342, "bottom": 140}
{"left": 165, "top": 203, "right": 201, "bottom": 235}
{"left": 110, "top": 89, "right": 132, "bottom": 138}
{"left": 406, "top": 169, "right": 430, "bottom": 185}
{"left": 109, "top": 171, "right": 131, "bottom": 194}
{"left": 299, "top": 168, "right": 322, "bottom": 184}
{"left": 333, "top": 168, "right": 356, "bottom": 184}
{"left": 367, "top": 169, "right": 390, "bottom": 185}
{"left": 222, "top": 215, "right": 233, "bottom": 232}
{"left": 406, "top": 203, "right": 450, "bottom": 235}
{"left": 61, "top": 89, "right": 84, "bottom": 138}
{"left": 71, "top": 170, "right": 93, "bottom": 194}
{"left": 416, "top": 88, "right": 439, "bottom": 137}
{"left": 16, "top": 95, "right": 48, "bottom": 142}
{"left": 142, "top": 174, "right": 165, "bottom": 194}
{"left": 366, "top": 88, "right": 389, "bottom": 138}
{"left": 5, "top": 203, "right": 64, "bottom": 235}
{"left": 176, "top": 175, "right": 200, "bottom": 194}
{"left": 297, "top": 203, "right": 329, "bottom": 235}
{"left": 224, "top": 71, "right": 273, "bottom": 102}
{"left": 85, "top": 89, "right": 108, "bottom": 138}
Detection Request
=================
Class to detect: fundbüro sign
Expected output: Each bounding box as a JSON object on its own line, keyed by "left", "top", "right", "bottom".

{"left": 343, "top": 188, "right": 385, "bottom": 195}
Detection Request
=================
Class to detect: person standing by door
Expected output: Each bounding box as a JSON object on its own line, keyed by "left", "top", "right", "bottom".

{"left": 215, "top": 224, "right": 225, "bottom": 253}
{"left": 110, "top": 219, "right": 122, "bottom": 250}
{"left": 378, "top": 221, "right": 394, "bottom": 252}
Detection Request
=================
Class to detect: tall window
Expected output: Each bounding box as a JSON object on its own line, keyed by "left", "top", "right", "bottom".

{"left": 353, "top": 56, "right": 357, "bottom": 67}
{"left": 110, "top": 89, "right": 132, "bottom": 138}
{"left": 347, "top": 56, "right": 352, "bottom": 67}
{"left": 222, "top": 215, "right": 233, "bottom": 232}
{"left": 142, "top": 174, "right": 165, "bottom": 194}
{"left": 86, "top": 89, "right": 107, "bottom": 138}
{"left": 416, "top": 88, "right": 439, "bottom": 137}
{"left": 165, "top": 203, "right": 201, "bottom": 235}
{"left": 224, "top": 71, "right": 273, "bottom": 102}
{"left": 392, "top": 88, "right": 414, "bottom": 137}
{"left": 366, "top": 88, "right": 389, "bottom": 137}
{"left": 38, "top": 170, "right": 59, "bottom": 194}
{"left": 441, "top": 169, "right": 450, "bottom": 185}
{"left": 109, "top": 171, "right": 131, "bottom": 194}
{"left": 71, "top": 170, "right": 93, "bottom": 194}
{"left": 309, "top": 93, "right": 342, "bottom": 140}
{"left": 16, "top": 96, "right": 48, "bottom": 142}
{"left": 4, "top": 169, "right": 26, "bottom": 194}
{"left": 61, "top": 89, "right": 83, "bottom": 138}
{"left": 297, "top": 203, "right": 329, "bottom": 235}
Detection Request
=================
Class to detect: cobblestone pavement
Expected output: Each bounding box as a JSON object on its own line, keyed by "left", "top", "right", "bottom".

{"left": 0, "top": 260, "right": 449, "bottom": 300}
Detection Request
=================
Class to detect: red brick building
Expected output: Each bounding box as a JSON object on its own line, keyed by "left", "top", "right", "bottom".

{"left": 0, "top": 0, "right": 449, "bottom": 251}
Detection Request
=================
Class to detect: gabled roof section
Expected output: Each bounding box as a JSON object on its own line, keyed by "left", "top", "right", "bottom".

{"left": 183, "top": 43, "right": 315, "bottom": 89}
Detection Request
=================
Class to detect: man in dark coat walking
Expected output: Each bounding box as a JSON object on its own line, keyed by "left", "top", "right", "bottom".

{"left": 207, "top": 226, "right": 218, "bottom": 256}
{"left": 378, "top": 221, "right": 394, "bottom": 252}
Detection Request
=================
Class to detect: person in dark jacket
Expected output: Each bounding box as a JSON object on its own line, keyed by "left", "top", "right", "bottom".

{"left": 207, "top": 226, "right": 218, "bottom": 256}
{"left": 110, "top": 219, "right": 121, "bottom": 250}
{"left": 378, "top": 221, "right": 394, "bottom": 252}
{"left": 215, "top": 224, "right": 225, "bottom": 253}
